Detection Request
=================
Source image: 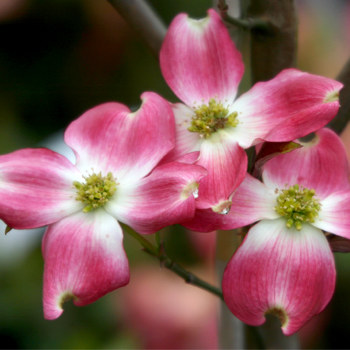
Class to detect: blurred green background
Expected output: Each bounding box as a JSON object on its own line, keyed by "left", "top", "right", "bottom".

{"left": 0, "top": 0, "right": 350, "bottom": 348}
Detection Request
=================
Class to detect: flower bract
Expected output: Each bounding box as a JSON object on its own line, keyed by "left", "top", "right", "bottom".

{"left": 160, "top": 9, "right": 343, "bottom": 214}
{"left": 218, "top": 128, "right": 350, "bottom": 335}
{"left": 0, "top": 92, "right": 207, "bottom": 319}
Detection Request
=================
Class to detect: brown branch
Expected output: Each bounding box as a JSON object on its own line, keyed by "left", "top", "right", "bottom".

{"left": 217, "top": 0, "right": 228, "bottom": 12}
{"left": 122, "top": 225, "right": 224, "bottom": 299}
{"left": 218, "top": 0, "right": 270, "bottom": 31}
{"left": 247, "top": 0, "right": 298, "bottom": 84}
{"left": 327, "top": 58, "right": 350, "bottom": 134}
{"left": 106, "top": 0, "right": 167, "bottom": 61}
{"left": 222, "top": 13, "right": 271, "bottom": 30}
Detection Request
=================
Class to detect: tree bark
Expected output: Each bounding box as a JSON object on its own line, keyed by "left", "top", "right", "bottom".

{"left": 247, "top": 0, "right": 298, "bottom": 84}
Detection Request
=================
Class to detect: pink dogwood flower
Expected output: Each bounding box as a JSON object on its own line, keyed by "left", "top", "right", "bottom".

{"left": 160, "top": 9, "right": 342, "bottom": 214}
{"left": 0, "top": 92, "right": 207, "bottom": 319}
{"left": 219, "top": 128, "right": 350, "bottom": 335}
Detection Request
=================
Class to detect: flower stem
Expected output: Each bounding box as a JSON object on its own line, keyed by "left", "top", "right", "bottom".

{"left": 217, "top": 0, "right": 271, "bottom": 31}
{"left": 217, "top": 0, "right": 228, "bottom": 11}
{"left": 122, "top": 224, "right": 159, "bottom": 256}
{"left": 122, "top": 224, "right": 224, "bottom": 300}
{"left": 223, "top": 14, "right": 271, "bottom": 31}
{"left": 158, "top": 254, "right": 224, "bottom": 300}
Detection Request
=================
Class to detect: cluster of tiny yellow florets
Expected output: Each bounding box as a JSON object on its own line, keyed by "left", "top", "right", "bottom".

{"left": 188, "top": 98, "right": 239, "bottom": 139}
{"left": 274, "top": 184, "right": 321, "bottom": 231}
{"left": 73, "top": 171, "right": 118, "bottom": 213}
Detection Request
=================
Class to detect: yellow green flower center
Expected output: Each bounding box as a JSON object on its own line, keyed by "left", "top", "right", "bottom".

{"left": 188, "top": 98, "right": 238, "bottom": 139}
{"left": 274, "top": 184, "right": 321, "bottom": 231}
{"left": 73, "top": 171, "right": 118, "bottom": 213}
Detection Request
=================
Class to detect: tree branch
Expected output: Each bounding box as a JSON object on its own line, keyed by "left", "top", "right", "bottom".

{"left": 106, "top": 0, "right": 167, "bottom": 61}
{"left": 327, "top": 57, "right": 350, "bottom": 134}
{"left": 159, "top": 255, "right": 224, "bottom": 300}
{"left": 217, "top": 0, "right": 228, "bottom": 12}
{"left": 218, "top": 0, "right": 270, "bottom": 31}
{"left": 122, "top": 224, "right": 224, "bottom": 300}
{"left": 247, "top": 0, "right": 298, "bottom": 84}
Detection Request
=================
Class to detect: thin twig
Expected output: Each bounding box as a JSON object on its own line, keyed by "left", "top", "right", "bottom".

{"left": 223, "top": 14, "right": 271, "bottom": 31}
{"left": 218, "top": 0, "right": 270, "bottom": 31}
{"left": 106, "top": 0, "right": 167, "bottom": 60}
{"left": 159, "top": 255, "right": 224, "bottom": 300}
{"left": 122, "top": 224, "right": 224, "bottom": 300}
{"left": 217, "top": 0, "right": 228, "bottom": 11}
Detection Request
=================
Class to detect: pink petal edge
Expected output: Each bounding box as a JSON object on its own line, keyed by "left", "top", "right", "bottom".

{"left": 229, "top": 69, "right": 342, "bottom": 149}
{"left": 105, "top": 162, "right": 207, "bottom": 235}
{"left": 43, "top": 209, "right": 129, "bottom": 319}
{"left": 183, "top": 173, "right": 278, "bottom": 232}
{"left": 159, "top": 103, "right": 201, "bottom": 164}
{"left": 65, "top": 92, "right": 175, "bottom": 183}
{"left": 222, "top": 218, "right": 335, "bottom": 336}
{"left": 0, "top": 148, "right": 83, "bottom": 229}
{"left": 314, "top": 189, "right": 350, "bottom": 239}
{"left": 262, "top": 128, "right": 350, "bottom": 200}
{"left": 160, "top": 9, "right": 244, "bottom": 107}
{"left": 195, "top": 134, "right": 247, "bottom": 211}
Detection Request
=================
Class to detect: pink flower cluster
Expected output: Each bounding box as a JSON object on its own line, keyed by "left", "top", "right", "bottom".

{"left": 0, "top": 9, "right": 348, "bottom": 335}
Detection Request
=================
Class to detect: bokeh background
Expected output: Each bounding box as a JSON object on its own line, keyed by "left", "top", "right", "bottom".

{"left": 0, "top": 0, "right": 350, "bottom": 348}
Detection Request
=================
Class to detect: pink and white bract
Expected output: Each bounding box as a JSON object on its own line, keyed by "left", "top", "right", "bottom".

{"left": 160, "top": 9, "right": 342, "bottom": 214}
{"left": 221, "top": 128, "right": 350, "bottom": 335}
{"left": 0, "top": 92, "right": 207, "bottom": 319}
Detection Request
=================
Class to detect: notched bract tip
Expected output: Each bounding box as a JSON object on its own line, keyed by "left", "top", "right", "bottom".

{"left": 324, "top": 90, "right": 339, "bottom": 103}
{"left": 5, "top": 225, "right": 12, "bottom": 235}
